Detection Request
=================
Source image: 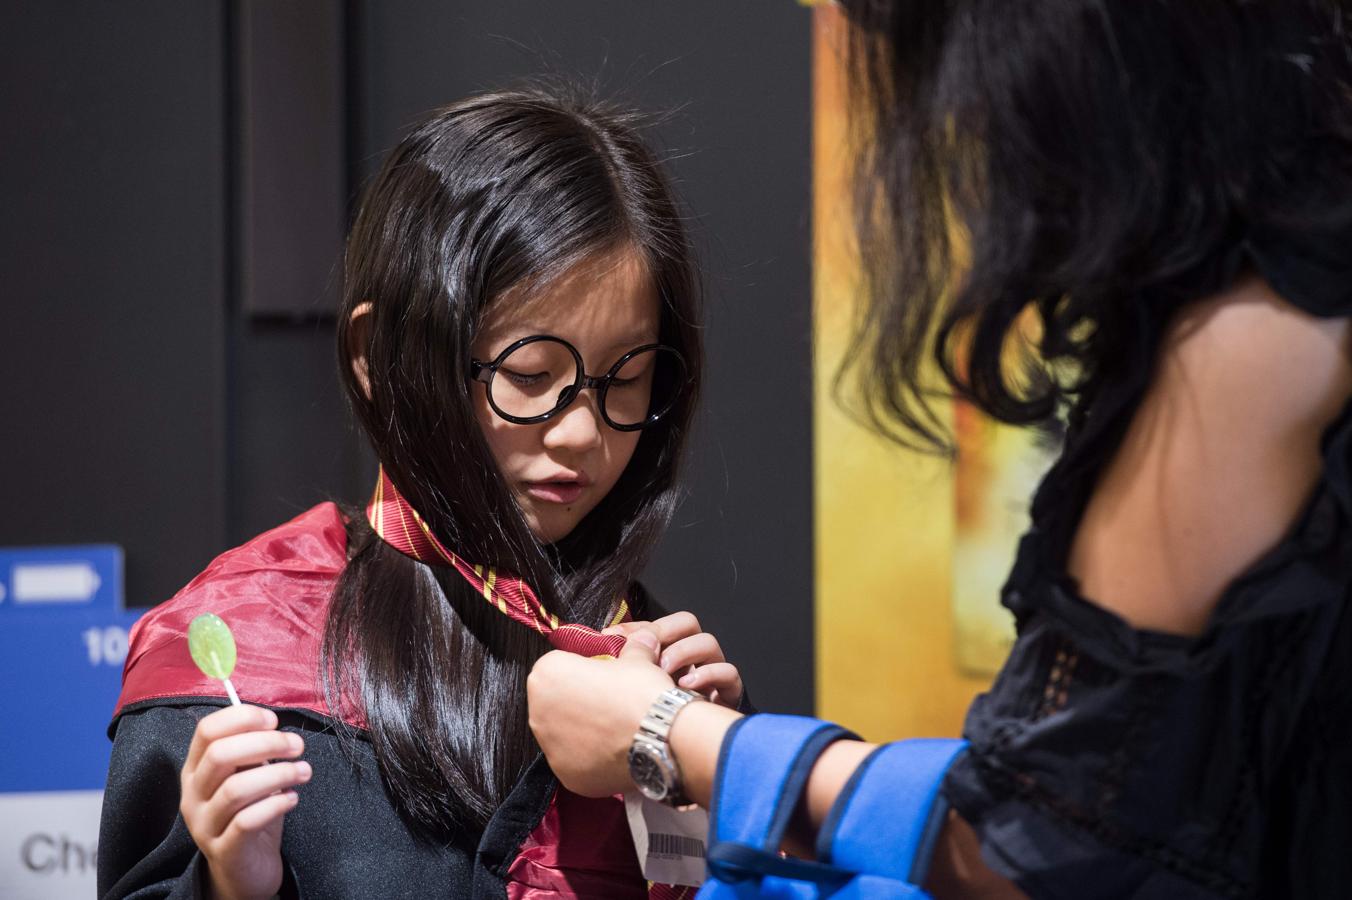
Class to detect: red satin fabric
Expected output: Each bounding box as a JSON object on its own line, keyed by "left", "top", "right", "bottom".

{"left": 508, "top": 789, "right": 648, "bottom": 900}
{"left": 113, "top": 502, "right": 361, "bottom": 726}
{"left": 508, "top": 790, "right": 694, "bottom": 900}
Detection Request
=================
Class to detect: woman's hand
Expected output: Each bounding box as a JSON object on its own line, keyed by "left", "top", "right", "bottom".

{"left": 179, "top": 704, "right": 310, "bottom": 900}
{"left": 527, "top": 629, "right": 674, "bottom": 797}
{"left": 606, "top": 612, "right": 745, "bottom": 708}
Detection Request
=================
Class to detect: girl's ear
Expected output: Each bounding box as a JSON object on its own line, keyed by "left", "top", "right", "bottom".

{"left": 349, "top": 301, "right": 374, "bottom": 401}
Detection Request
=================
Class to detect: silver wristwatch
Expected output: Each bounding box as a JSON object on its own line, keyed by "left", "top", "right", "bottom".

{"left": 628, "top": 686, "right": 703, "bottom": 806}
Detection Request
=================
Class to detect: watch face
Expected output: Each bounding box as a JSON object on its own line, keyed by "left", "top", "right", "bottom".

{"left": 628, "top": 742, "right": 674, "bottom": 802}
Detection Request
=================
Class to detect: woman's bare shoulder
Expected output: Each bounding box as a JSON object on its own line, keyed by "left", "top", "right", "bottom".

{"left": 1068, "top": 274, "right": 1352, "bottom": 635}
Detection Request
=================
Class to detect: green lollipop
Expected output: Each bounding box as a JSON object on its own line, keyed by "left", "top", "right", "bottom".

{"left": 188, "top": 613, "right": 241, "bottom": 705}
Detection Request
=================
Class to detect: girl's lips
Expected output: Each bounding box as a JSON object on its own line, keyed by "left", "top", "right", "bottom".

{"left": 525, "top": 481, "right": 585, "bottom": 504}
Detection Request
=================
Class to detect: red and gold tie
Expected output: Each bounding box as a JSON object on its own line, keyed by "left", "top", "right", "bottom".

{"left": 366, "top": 467, "right": 630, "bottom": 657}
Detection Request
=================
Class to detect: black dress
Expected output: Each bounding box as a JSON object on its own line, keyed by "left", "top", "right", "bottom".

{"left": 943, "top": 230, "right": 1352, "bottom": 899}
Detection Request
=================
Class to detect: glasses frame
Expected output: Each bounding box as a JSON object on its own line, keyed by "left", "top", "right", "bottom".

{"left": 469, "top": 334, "right": 687, "bottom": 432}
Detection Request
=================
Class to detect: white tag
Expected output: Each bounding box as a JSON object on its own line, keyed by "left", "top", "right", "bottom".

{"left": 624, "top": 792, "right": 710, "bottom": 887}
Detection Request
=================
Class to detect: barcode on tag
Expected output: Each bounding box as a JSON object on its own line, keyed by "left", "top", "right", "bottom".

{"left": 625, "top": 793, "right": 710, "bottom": 886}
{"left": 649, "top": 832, "right": 705, "bottom": 859}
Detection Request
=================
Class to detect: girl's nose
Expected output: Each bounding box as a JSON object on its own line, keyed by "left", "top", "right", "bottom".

{"left": 541, "top": 390, "right": 604, "bottom": 453}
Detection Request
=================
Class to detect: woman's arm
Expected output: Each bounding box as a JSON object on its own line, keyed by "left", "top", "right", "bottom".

{"left": 663, "top": 691, "right": 1021, "bottom": 897}
{"left": 528, "top": 634, "right": 1023, "bottom": 896}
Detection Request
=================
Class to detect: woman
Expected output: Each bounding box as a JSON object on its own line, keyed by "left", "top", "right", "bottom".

{"left": 526, "top": 3, "right": 1352, "bottom": 897}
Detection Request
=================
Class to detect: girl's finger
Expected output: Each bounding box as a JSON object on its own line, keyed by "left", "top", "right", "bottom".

{"left": 192, "top": 730, "right": 305, "bottom": 802}
{"left": 648, "top": 611, "right": 702, "bottom": 647}
{"left": 223, "top": 790, "right": 300, "bottom": 838}
{"left": 201, "top": 761, "right": 313, "bottom": 838}
{"left": 678, "top": 662, "right": 742, "bottom": 704}
{"left": 185, "top": 705, "right": 279, "bottom": 772}
{"left": 659, "top": 632, "right": 723, "bottom": 674}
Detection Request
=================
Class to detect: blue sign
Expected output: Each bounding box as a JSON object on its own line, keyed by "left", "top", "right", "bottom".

{"left": 0, "top": 545, "right": 140, "bottom": 794}
{"left": 0, "top": 545, "right": 123, "bottom": 612}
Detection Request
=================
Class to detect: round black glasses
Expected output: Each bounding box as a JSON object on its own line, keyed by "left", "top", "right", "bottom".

{"left": 469, "top": 335, "right": 688, "bottom": 432}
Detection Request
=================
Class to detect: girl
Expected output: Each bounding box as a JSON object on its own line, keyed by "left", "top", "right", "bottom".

{"left": 99, "top": 86, "right": 747, "bottom": 900}
{"left": 528, "top": 2, "right": 1352, "bottom": 898}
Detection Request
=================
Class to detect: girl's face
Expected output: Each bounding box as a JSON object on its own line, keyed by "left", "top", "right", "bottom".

{"left": 471, "top": 247, "right": 660, "bottom": 543}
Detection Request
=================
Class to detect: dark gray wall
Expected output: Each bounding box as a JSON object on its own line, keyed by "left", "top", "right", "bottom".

{"left": 1, "top": 4, "right": 231, "bottom": 608}
{"left": 2, "top": 2, "right": 814, "bottom": 714}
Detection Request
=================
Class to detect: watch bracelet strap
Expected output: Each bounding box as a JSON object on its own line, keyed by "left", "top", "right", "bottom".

{"left": 637, "top": 687, "right": 703, "bottom": 804}
{"left": 640, "top": 686, "right": 702, "bottom": 741}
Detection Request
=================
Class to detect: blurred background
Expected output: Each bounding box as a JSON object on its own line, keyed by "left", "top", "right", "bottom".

{"left": 1, "top": 3, "right": 1036, "bottom": 897}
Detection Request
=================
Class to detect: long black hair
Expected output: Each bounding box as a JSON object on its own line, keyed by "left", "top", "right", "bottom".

{"left": 839, "top": 0, "right": 1352, "bottom": 451}
{"left": 325, "top": 85, "right": 702, "bottom": 839}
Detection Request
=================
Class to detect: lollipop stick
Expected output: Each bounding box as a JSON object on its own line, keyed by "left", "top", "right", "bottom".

{"left": 223, "top": 677, "right": 241, "bottom": 706}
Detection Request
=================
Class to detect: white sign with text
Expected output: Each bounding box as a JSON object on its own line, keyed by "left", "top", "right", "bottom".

{"left": 0, "top": 791, "right": 102, "bottom": 899}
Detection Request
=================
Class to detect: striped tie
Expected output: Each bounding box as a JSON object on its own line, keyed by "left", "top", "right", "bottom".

{"left": 366, "top": 467, "right": 629, "bottom": 657}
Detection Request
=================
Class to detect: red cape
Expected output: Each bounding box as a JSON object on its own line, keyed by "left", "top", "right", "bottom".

{"left": 113, "top": 502, "right": 363, "bottom": 727}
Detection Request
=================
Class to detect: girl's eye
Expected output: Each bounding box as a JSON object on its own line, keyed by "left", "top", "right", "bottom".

{"left": 502, "top": 368, "right": 548, "bottom": 387}
{"left": 609, "top": 376, "right": 641, "bottom": 389}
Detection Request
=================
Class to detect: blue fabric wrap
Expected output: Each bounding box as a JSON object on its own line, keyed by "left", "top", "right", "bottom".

{"left": 698, "top": 715, "right": 855, "bottom": 894}
{"left": 816, "top": 739, "right": 968, "bottom": 885}
{"left": 708, "top": 715, "right": 857, "bottom": 851}
{"left": 696, "top": 715, "right": 967, "bottom": 899}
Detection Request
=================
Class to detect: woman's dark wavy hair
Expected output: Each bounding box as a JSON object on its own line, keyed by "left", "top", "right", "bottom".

{"left": 325, "top": 85, "right": 702, "bottom": 840}
{"left": 840, "top": 0, "right": 1352, "bottom": 451}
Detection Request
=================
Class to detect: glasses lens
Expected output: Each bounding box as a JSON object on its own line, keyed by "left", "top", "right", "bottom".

{"left": 489, "top": 339, "right": 579, "bottom": 419}
{"left": 604, "top": 347, "right": 686, "bottom": 428}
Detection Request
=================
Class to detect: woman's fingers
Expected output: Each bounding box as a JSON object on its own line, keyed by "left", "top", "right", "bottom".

{"left": 190, "top": 730, "right": 305, "bottom": 803}
{"left": 659, "top": 632, "right": 724, "bottom": 674}
{"left": 200, "top": 760, "right": 312, "bottom": 838}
